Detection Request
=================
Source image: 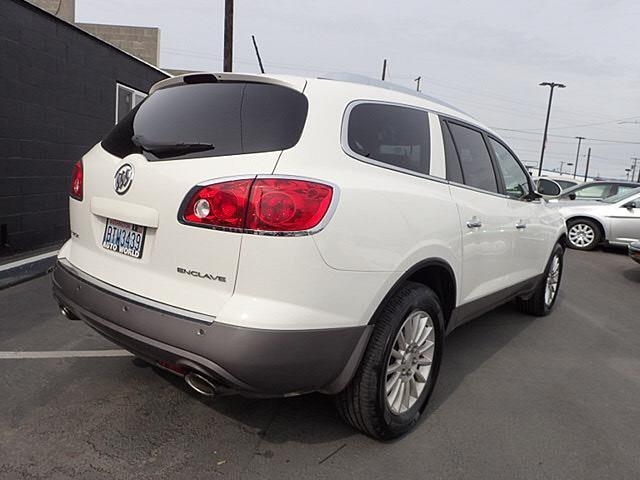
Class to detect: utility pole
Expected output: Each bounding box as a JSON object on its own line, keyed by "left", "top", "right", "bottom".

{"left": 223, "top": 0, "right": 234, "bottom": 72}
{"left": 538, "top": 81, "right": 566, "bottom": 176}
{"left": 251, "top": 35, "right": 265, "bottom": 73}
{"left": 381, "top": 59, "right": 387, "bottom": 81}
{"left": 584, "top": 147, "right": 592, "bottom": 181}
{"left": 414, "top": 76, "right": 421, "bottom": 92}
{"left": 573, "top": 136, "right": 585, "bottom": 179}
{"left": 630, "top": 157, "right": 640, "bottom": 183}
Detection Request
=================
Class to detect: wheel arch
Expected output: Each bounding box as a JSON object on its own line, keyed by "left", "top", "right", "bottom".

{"left": 368, "top": 258, "right": 457, "bottom": 330}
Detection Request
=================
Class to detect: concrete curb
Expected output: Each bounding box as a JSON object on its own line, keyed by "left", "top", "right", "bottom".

{"left": 0, "top": 251, "right": 58, "bottom": 290}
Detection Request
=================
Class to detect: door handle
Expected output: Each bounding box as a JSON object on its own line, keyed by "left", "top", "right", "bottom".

{"left": 466, "top": 217, "right": 483, "bottom": 229}
{"left": 516, "top": 222, "right": 527, "bottom": 230}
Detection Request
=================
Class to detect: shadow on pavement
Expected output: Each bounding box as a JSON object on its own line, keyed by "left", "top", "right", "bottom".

{"left": 426, "top": 301, "right": 534, "bottom": 413}
{"left": 622, "top": 267, "right": 640, "bottom": 283}
{"left": 144, "top": 300, "right": 535, "bottom": 444}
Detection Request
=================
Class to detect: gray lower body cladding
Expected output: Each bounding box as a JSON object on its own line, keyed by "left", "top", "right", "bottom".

{"left": 52, "top": 260, "right": 371, "bottom": 396}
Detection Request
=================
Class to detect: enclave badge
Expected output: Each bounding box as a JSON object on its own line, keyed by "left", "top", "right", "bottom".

{"left": 114, "top": 163, "right": 134, "bottom": 195}
{"left": 177, "top": 267, "right": 226, "bottom": 283}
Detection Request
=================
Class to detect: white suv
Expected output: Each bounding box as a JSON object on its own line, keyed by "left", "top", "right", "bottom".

{"left": 53, "top": 73, "right": 566, "bottom": 439}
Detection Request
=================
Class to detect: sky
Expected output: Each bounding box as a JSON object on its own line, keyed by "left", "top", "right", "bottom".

{"left": 77, "top": 0, "right": 640, "bottom": 179}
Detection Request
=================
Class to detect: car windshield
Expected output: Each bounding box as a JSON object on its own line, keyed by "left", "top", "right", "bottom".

{"left": 600, "top": 186, "right": 640, "bottom": 203}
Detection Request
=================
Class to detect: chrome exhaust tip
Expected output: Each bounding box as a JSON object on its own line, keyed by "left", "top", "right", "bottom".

{"left": 60, "top": 306, "right": 79, "bottom": 320}
{"left": 184, "top": 371, "right": 217, "bottom": 396}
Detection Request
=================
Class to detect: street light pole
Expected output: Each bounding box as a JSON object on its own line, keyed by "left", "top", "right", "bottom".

{"left": 223, "top": 0, "right": 234, "bottom": 72}
{"left": 584, "top": 147, "right": 592, "bottom": 181}
{"left": 631, "top": 157, "right": 640, "bottom": 183}
{"left": 573, "top": 136, "right": 585, "bottom": 179}
{"left": 538, "top": 82, "right": 566, "bottom": 176}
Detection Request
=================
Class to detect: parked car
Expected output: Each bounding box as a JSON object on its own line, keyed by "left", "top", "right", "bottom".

{"left": 554, "top": 181, "right": 640, "bottom": 201}
{"left": 558, "top": 187, "right": 640, "bottom": 250}
{"left": 534, "top": 176, "right": 581, "bottom": 192}
{"left": 52, "top": 72, "right": 566, "bottom": 440}
{"left": 629, "top": 242, "right": 640, "bottom": 264}
{"left": 552, "top": 177, "right": 582, "bottom": 190}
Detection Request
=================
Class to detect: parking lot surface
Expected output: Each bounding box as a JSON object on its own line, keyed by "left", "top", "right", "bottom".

{"left": 1, "top": 248, "right": 639, "bottom": 480}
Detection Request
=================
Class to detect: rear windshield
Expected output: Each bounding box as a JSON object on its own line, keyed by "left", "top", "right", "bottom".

{"left": 101, "top": 82, "right": 308, "bottom": 160}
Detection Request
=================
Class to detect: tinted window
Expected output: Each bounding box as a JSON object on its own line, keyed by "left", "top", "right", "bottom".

{"left": 448, "top": 123, "right": 498, "bottom": 193}
{"left": 102, "top": 83, "right": 308, "bottom": 160}
{"left": 566, "top": 183, "right": 611, "bottom": 199}
{"left": 347, "top": 103, "right": 430, "bottom": 174}
{"left": 489, "top": 138, "right": 530, "bottom": 199}
{"left": 441, "top": 120, "right": 463, "bottom": 183}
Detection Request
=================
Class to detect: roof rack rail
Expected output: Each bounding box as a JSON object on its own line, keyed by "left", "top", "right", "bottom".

{"left": 317, "top": 72, "right": 470, "bottom": 117}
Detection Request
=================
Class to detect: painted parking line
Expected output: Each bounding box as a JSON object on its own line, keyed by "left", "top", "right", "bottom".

{"left": 0, "top": 250, "right": 59, "bottom": 273}
{"left": 0, "top": 350, "right": 133, "bottom": 359}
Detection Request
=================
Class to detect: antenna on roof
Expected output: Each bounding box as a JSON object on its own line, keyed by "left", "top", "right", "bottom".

{"left": 381, "top": 59, "right": 387, "bottom": 81}
{"left": 251, "top": 35, "right": 265, "bottom": 74}
{"left": 414, "top": 76, "right": 421, "bottom": 92}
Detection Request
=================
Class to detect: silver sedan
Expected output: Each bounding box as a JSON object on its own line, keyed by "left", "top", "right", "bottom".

{"left": 558, "top": 187, "right": 640, "bottom": 250}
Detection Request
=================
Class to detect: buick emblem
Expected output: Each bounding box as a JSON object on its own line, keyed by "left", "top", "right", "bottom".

{"left": 114, "top": 163, "right": 134, "bottom": 195}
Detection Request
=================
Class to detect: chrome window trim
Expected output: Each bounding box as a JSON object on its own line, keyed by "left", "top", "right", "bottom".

{"left": 57, "top": 258, "right": 217, "bottom": 324}
{"left": 177, "top": 174, "right": 341, "bottom": 237}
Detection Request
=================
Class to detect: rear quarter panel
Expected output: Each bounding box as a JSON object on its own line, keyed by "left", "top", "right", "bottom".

{"left": 273, "top": 79, "right": 463, "bottom": 304}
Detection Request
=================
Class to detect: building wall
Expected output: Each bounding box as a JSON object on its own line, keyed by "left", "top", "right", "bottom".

{"left": 76, "top": 23, "right": 160, "bottom": 66}
{"left": 25, "top": 0, "right": 75, "bottom": 22}
{"left": 0, "top": 0, "right": 168, "bottom": 256}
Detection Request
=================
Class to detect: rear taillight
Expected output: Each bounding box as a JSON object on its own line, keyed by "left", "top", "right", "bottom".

{"left": 182, "top": 179, "right": 253, "bottom": 229}
{"left": 180, "top": 177, "right": 334, "bottom": 234}
{"left": 70, "top": 160, "right": 83, "bottom": 201}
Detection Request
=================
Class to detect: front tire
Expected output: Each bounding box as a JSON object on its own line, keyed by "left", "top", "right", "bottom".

{"left": 516, "top": 243, "right": 564, "bottom": 316}
{"left": 567, "top": 219, "right": 601, "bottom": 250}
{"left": 335, "top": 282, "right": 444, "bottom": 440}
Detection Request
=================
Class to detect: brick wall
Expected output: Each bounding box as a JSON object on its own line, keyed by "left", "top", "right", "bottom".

{"left": 77, "top": 23, "right": 160, "bottom": 66}
{"left": 0, "top": 0, "right": 168, "bottom": 256}
{"left": 24, "top": 0, "right": 75, "bottom": 22}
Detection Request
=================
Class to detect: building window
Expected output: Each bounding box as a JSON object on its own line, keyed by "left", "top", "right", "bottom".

{"left": 116, "top": 84, "right": 147, "bottom": 123}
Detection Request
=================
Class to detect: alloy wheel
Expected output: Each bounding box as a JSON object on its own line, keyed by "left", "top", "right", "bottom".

{"left": 545, "top": 254, "right": 561, "bottom": 307}
{"left": 568, "top": 223, "right": 595, "bottom": 248}
{"left": 385, "top": 310, "right": 435, "bottom": 415}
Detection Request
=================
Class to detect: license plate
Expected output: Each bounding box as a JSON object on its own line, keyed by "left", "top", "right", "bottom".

{"left": 102, "top": 219, "right": 146, "bottom": 259}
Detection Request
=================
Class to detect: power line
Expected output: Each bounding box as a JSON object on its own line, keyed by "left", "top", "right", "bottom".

{"left": 491, "top": 127, "right": 640, "bottom": 144}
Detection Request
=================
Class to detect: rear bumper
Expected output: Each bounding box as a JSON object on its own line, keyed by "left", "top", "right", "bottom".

{"left": 52, "top": 259, "right": 371, "bottom": 396}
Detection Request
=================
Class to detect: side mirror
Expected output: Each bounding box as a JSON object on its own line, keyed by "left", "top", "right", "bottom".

{"left": 536, "top": 179, "right": 562, "bottom": 197}
{"left": 568, "top": 193, "right": 577, "bottom": 200}
{"left": 624, "top": 201, "right": 637, "bottom": 209}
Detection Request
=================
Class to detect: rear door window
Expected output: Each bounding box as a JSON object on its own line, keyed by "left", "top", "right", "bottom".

{"left": 346, "top": 103, "right": 430, "bottom": 175}
{"left": 102, "top": 82, "right": 308, "bottom": 160}
{"left": 447, "top": 122, "right": 499, "bottom": 193}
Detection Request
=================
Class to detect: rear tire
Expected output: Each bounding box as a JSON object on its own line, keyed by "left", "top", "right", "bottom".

{"left": 335, "top": 282, "right": 444, "bottom": 440}
{"left": 516, "top": 243, "right": 564, "bottom": 316}
{"left": 567, "top": 219, "right": 601, "bottom": 250}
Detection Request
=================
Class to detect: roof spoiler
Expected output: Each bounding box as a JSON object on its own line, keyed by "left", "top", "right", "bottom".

{"left": 149, "top": 72, "right": 305, "bottom": 95}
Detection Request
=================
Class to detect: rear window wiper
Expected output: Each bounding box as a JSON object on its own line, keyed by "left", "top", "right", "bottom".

{"left": 132, "top": 135, "right": 215, "bottom": 154}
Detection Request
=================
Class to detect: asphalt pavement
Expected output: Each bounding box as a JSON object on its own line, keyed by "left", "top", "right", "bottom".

{"left": 1, "top": 248, "right": 639, "bottom": 480}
